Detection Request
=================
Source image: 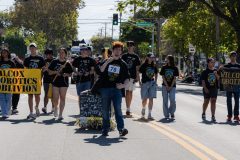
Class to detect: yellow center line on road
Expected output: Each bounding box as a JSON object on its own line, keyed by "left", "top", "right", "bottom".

{"left": 66, "top": 93, "right": 226, "bottom": 160}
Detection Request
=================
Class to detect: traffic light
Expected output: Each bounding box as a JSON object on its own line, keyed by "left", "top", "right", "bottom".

{"left": 113, "top": 13, "right": 118, "bottom": 25}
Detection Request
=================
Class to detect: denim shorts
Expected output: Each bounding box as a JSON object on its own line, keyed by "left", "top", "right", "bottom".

{"left": 141, "top": 81, "right": 157, "bottom": 99}
{"left": 76, "top": 81, "right": 91, "bottom": 96}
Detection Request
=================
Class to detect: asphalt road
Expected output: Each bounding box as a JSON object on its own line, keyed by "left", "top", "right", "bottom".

{"left": 0, "top": 82, "right": 239, "bottom": 160}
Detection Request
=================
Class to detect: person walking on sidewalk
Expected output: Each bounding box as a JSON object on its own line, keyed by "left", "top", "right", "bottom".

{"left": 24, "top": 43, "right": 45, "bottom": 119}
{"left": 42, "top": 48, "right": 55, "bottom": 114}
{"left": 99, "top": 41, "right": 130, "bottom": 137}
{"left": 201, "top": 58, "right": 220, "bottom": 122}
{"left": 121, "top": 41, "right": 141, "bottom": 117}
{"left": 0, "top": 48, "right": 16, "bottom": 119}
{"left": 224, "top": 51, "right": 240, "bottom": 122}
{"left": 48, "top": 48, "right": 73, "bottom": 120}
{"left": 139, "top": 53, "right": 158, "bottom": 120}
{"left": 160, "top": 55, "right": 179, "bottom": 120}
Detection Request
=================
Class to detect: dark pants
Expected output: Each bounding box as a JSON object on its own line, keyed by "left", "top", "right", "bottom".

{"left": 226, "top": 91, "right": 239, "bottom": 117}
{"left": 12, "top": 94, "right": 20, "bottom": 110}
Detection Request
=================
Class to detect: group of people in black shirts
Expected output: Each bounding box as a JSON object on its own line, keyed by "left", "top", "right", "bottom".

{"left": 201, "top": 51, "right": 240, "bottom": 122}
{"left": 2, "top": 40, "right": 240, "bottom": 137}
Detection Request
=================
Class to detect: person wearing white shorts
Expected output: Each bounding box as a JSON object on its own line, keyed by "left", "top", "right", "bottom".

{"left": 122, "top": 41, "right": 141, "bottom": 116}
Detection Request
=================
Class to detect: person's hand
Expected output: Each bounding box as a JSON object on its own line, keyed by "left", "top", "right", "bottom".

{"left": 214, "top": 71, "right": 218, "bottom": 76}
{"left": 42, "top": 66, "right": 47, "bottom": 72}
{"left": 106, "top": 57, "right": 114, "bottom": 63}
{"left": 204, "top": 88, "right": 209, "bottom": 94}
{"left": 168, "top": 86, "right": 172, "bottom": 92}
{"left": 116, "top": 83, "right": 125, "bottom": 89}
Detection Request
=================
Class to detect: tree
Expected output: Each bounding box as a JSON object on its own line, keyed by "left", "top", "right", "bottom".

{"left": 10, "top": 0, "right": 84, "bottom": 47}
{"left": 90, "top": 36, "right": 113, "bottom": 54}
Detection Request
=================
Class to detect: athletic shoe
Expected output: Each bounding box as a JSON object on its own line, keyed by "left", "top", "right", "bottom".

{"left": 35, "top": 107, "right": 40, "bottom": 116}
{"left": 227, "top": 115, "right": 232, "bottom": 122}
{"left": 27, "top": 113, "right": 36, "bottom": 120}
{"left": 171, "top": 114, "right": 175, "bottom": 120}
{"left": 54, "top": 108, "right": 58, "bottom": 117}
{"left": 102, "top": 131, "right": 109, "bottom": 137}
{"left": 1, "top": 116, "right": 8, "bottom": 120}
{"left": 12, "top": 109, "right": 19, "bottom": 114}
{"left": 119, "top": 128, "right": 128, "bottom": 137}
{"left": 202, "top": 113, "right": 206, "bottom": 120}
{"left": 58, "top": 116, "right": 63, "bottom": 121}
{"left": 211, "top": 116, "right": 216, "bottom": 122}
{"left": 148, "top": 115, "right": 155, "bottom": 121}
{"left": 42, "top": 107, "right": 47, "bottom": 114}
{"left": 233, "top": 116, "right": 240, "bottom": 121}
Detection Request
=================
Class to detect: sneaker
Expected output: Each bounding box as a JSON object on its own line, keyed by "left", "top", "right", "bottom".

{"left": 54, "top": 107, "right": 58, "bottom": 117}
{"left": 227, "top": 115, "right": 232, "bottom": 122}
{"left": 148, "top": 115, "right": 155, "bottom": 121}
{"left": 233, "top": 116, "right": 240, "bottom": 121}
{"left": 1, "top": 116, "right": 8, "bottom": 120}
{"left": 58, "top": 116, "right": 63, "bottom": 121}
{"left": 35, "top": 107, "right": 40, "bottom": 116}
{"left": 42, "top": 107, "right": 47, "bottom": 114}
{"left": 12, "top": 109, "right": 19, "bottom": 114}
{"left": 119, "top": 128, "right": 128, "bottom": 137}
{"left": 202, "top": 113, "right": 206, "bottom": 120}
{"left": 27, "top": 113, "right": 36, "bottom": 120}
{"left": 211, "top": 116, "right": 216, "bottom": 122}
{"left": 102, "top": 131, "right": 109, "bottom": 137}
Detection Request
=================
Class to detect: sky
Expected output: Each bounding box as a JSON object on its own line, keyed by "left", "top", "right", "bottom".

{"left": 0, "top": 0, "right": 131, "bottom": 42}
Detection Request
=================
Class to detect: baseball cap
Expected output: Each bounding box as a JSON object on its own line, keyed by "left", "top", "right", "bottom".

{"left": 80, "top": 45, "right": 88, "bottom": 51}
{"left": 147, "top": 53, "right": 155, "bottom": 58}
{"left": 29, "top": 43, "right": 37, "bottom": 48}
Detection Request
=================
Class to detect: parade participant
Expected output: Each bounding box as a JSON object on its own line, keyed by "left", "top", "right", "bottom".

{"left": 139, "top": 53, "right": 158, "bottom": 120}
{"left": 201, "top": 58, "right": 220, "bottom": 122}
{"left": 11, "top": 54, "right": 24, "bottom": 114}
{"left": 48, "top": 48, "right": 73, "bottom": 120}
{"left": 24, "top": 43, "right": 45, "bottom": 119}
{"left": 42, "top": 48, "right": 55, "bottom": 114}
{"left": 160, "top": 55, "right": 179, "bottom": 120}
{"left": 224, "top": 51, "right": 240, "bottom": 121}
{"left": 99, "top": 41, "right": 130, "bottom": 136}
{"left": 72, "top": 46, "right": 95, "bottom": 110}
{"left": 0, "top": 48, "right": 16, "bottom": 119}
{"left": 121, "top": 41, "right": 141, "bottom": 116}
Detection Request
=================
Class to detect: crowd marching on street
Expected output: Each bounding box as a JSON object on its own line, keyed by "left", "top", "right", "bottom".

{"left": 0, "top": 40, "right": 240, "bottom": 137}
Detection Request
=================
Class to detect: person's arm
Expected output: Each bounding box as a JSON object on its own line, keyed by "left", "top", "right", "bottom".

{"left": 100, "top": 57, "right": 113, "bottom": 72}
{"left": 202, "top": 80, "right": 209, "bottom": 93}
{"left": 116, "top": 78, "right": 129, "bottom": 89}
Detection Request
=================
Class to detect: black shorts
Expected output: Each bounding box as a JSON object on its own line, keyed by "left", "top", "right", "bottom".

{"left": 203, "top": 88, "right": 218, "bottom": 99}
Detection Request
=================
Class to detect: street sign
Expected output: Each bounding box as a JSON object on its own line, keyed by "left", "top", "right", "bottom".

{"left": 136, "top": 22, "right": 153, "bottom": 27}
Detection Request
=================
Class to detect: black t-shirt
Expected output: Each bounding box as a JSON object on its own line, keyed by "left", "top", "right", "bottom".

{"left": 72, "top": 56, "right": 96, "bottom": 83}
{"left": 160, "top": 65, "right": 179, "bottom": 87}
{"left": 48, "top": 59, "right": 73, "bottom": 87}
{"left": 43, "top": 58, "right": 54, "bottom": 83}
{"left": 12, "top": 59, "right": 24, "bottom": 69}
{"left": 139, "top": 63, "right": 158, "bottom": 83}
{"left": 24, "top": 55, "right": 45, "bottom": 69}
{"left": 121, "top": 53, "right": 141, "bottom": 79}
{"left": 100, "top": 59, "right": 130, "bottom": 88}
{"left": 201, "top": 68, "right": 218, "bottom": 89}
{"left": 0, "top": 60, "right": 16, "bottom": 69}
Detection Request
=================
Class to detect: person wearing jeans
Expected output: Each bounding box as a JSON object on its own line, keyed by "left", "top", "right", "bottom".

{"left": 160, "top": 55, "right": 179, "bottom": 120}
{"left": 98, "top": 41, "right": 130, "bottom": 137}
{"left": 223, "top": 51, "right": 240, "bottom": 121}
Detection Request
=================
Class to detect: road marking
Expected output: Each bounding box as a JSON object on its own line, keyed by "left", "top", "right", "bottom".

{"left": 67, "top": 93, "right": 226, "bottom": 160}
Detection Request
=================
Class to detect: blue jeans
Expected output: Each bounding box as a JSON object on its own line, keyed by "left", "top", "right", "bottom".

{"left": 76, "top": 81, "right": 91, "bottom": 96}
{"left": 162, "top": 86, "right": 176, "bottom": 118}
{"left": 0, "top": 93, "right": 12, "bottom": 117}
{"left": 226, "top": 91, "right": 239, "bottom": 117}
{"left": 99, "top": 88, "right": 124, "bottom": 132}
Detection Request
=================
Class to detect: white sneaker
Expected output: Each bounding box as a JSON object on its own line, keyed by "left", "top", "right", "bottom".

{"left": 27, "top": 113, "right": 36, "bottom": 119}
{"left": 54, "top": 107, "right": 58, "bottom": 117}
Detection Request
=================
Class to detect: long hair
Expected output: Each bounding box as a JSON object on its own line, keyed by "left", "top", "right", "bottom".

{"left": 144, "top": 57, "right": 155, "bottom": 67}
{"left": 0, "top": 48, "right": 11, "bottom": 60}
{"left": 167, "top": 55, "right": 175, "bottom": 67}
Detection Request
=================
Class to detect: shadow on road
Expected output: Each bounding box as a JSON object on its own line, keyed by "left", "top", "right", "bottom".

{"left": 84, "top": 135, "right": 126, "bottom": 146}
{"left": 217, "top": 121, "right": 240, "bottom": 126}
{"left": 0, "top": 118, "right": 36, "bottom": 124}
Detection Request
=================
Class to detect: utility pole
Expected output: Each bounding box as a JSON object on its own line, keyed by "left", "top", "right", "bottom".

{"left": 152, "top": 26, "right": 154, "bottom": 53}
{"left": 119, "top": 12, "right": 122, "bottom": 39}
{"left": 104, "top": 23, "right": 107, "bottom": 39}
{"left": 216, "top": 16, "right": 220, "bottom": 60}
{"left": 156, "top": 0, "right": 161, "bottom": 61}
